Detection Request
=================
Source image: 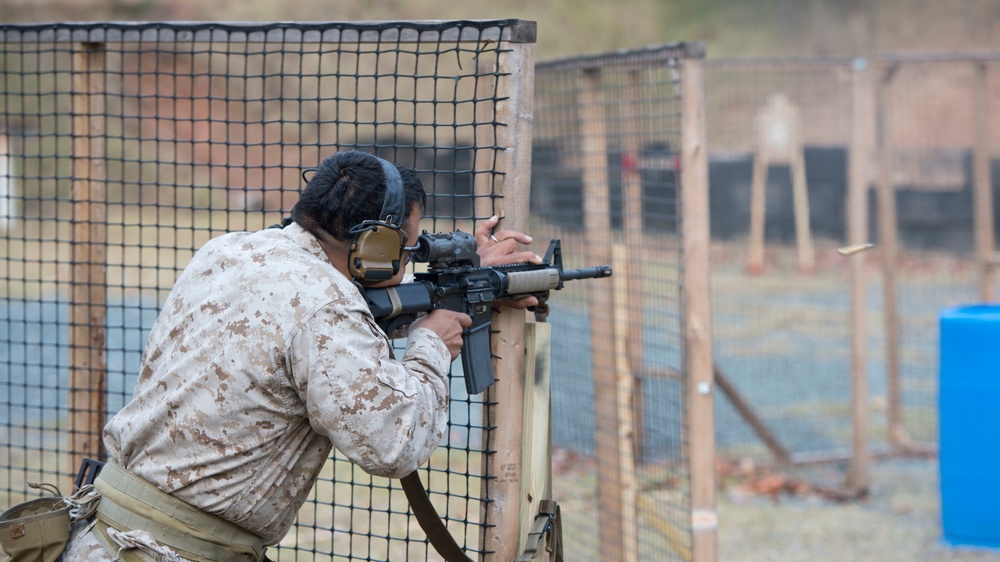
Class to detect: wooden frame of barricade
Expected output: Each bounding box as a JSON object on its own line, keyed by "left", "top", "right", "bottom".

{"left": 473, "top": 28, "right": 544, "bottom": 561}
{"left": 701, "top": 52, "right": 997, "bottom": 496}
{"left": 2, "top": 19, "right": 545, "bottom": 561}
{"left": 701, "top": 57, "right": 879, "bottom": 496}
{"left": 538, "top": 42, "right": 715, "bottom": 562}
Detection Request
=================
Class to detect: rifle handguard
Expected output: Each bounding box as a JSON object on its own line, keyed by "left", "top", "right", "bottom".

{"left": 504, "top": 268, "right": 561, "bottom": 294}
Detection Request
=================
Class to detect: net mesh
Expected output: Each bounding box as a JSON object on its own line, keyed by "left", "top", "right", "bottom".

{"left": 531, "top": 43, "right": 699, "bottom": 562}
{"left": 0, "top": 20, "right": 532, "bottom": 560}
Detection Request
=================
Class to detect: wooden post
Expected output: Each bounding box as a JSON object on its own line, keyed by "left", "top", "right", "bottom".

{"left": 680, "top": 51, "right": 717, "bottom": 562}
{"left": 479, "top": 22, "right": 538, "bottom": 562}
{"left": 973, "top": 61, "right": 996, "bottom": 303}
{"left": 621, "top": 69, "right": 646, "bottom": 463}
{"left": 876, "top": 61, "right": 909, "bottom": 461}
{"left": 519, "top": 322, "right": 553, "bottom": 557}
{"left": 747, "top": 143, "right": 768, "bottom": 275}
{"left": 848, "top": 57, "right": 874, "bottom": 491}
{"left": 579, "top": 67, "right": 639, "bottom": 562}
{"left": 790, "top": 145, "right": 814, "bottom": 273}
{"left": 69, "top": 41, "right": 108, "bottom": 486}
{"left": 612, "top": 242, "right": 639, "bottom": 548}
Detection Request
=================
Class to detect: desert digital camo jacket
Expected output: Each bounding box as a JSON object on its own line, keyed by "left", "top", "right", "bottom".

{"left": 89, "top": 222, "right": 452, "bottom": 547}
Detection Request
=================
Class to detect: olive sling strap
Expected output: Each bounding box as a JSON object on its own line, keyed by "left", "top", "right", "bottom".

{"left": 400, "top": 471, "right": 563, "bottom": 562}
{"left": 399, "top": 471, "right": 473, "bottom": 562}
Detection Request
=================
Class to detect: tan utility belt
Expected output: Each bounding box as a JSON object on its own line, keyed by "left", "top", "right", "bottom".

{"left": 92, "top": 463, "right": 267, "bottom": 562}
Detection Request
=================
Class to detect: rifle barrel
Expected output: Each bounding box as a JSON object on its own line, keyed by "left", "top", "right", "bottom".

{"left": 561, "top": 265, "right": 612, "bottom": 281}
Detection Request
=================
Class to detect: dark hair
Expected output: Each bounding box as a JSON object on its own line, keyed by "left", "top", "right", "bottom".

{"left": 291, "top": 150, "right": 425, "bottom": 242}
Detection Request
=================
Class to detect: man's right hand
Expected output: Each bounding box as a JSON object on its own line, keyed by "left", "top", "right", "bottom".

{"left": 411, "top": 309, "right": 472, "bottom": 361}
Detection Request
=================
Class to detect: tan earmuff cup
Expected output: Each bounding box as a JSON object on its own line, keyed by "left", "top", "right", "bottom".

{"left": 349, "top": 225, "right": 404, "bottom": 283}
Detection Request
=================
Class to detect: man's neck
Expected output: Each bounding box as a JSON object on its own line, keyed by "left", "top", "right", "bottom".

{"left": 317, "top": 237, "right": 353, "bottom": 281}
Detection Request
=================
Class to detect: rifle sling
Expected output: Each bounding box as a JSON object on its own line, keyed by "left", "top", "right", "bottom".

{"left": 400, "top": 471, "right": 475, "bottom": 562}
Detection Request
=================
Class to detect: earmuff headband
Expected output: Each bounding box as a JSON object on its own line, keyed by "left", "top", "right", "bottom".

{"left": 376, "top": 157, "right": 404, "bottom": 228}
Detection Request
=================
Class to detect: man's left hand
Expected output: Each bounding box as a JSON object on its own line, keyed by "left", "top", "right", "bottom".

{"left": 475, "top": 215, "right": 542, "bottom": 267}
{"left": 475, "top": 215, "right": 542, "bottom": 310}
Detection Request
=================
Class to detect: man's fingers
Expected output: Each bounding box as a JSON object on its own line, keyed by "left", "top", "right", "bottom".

{"left": 492, "top": 229, "right": 533, "bottom": 245}
{"left": 479, "top": 245, "right": 542, "bottom": 267}
{"left": 505, "top": 250, "right": 543, "bottom": 264}
{"left": 496, "top": 295, "right": 539, "bottom": 310}
{"left": 415, "top": 309, "right": 475, "bottom": 360}
{"left": 475, "top": 215, "right": 501, "bottom": 246}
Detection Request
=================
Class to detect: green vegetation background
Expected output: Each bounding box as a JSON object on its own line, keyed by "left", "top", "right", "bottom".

{"left": 3, "top": 0, "right": 1000, "bottom": 60}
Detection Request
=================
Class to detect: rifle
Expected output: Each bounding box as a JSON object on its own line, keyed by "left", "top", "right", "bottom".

{"left": 361, "top": 231, "right": 612, "bottom": 395}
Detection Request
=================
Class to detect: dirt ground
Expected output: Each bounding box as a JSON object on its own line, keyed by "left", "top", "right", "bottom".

{"left": 718, "top": 457, "right": 1000, "bottom": 562}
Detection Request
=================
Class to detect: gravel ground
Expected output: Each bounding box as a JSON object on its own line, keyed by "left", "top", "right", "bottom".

{"left": 718, "top": 457, "right": 1000, "bottom": 562}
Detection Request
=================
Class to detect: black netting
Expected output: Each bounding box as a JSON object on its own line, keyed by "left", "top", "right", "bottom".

{"left": 532, "top": 43, "right": 700, "bottom": 562}
{"left": 0, "top": 20, "right": 534, "bottom": 560}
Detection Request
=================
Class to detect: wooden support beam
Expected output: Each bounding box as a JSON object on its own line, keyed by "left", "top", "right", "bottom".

{"left": 747, "top": 148, "right": 768, "bottom": 275}
{"left": 790, "top": 147, "right": 815, "bottom": 273}
{"left": 579, "top": 67, "right": 639, "bottom": 562}
{"left": 519, "top": 322, "right": 553, "bottom": 558}
{"left": 848, "top": 58, "right": 879, "bottom": 486}
{"left": 621, "top": 69, "right": 647, "bottom": 464}
{"left": 974, "top": 61, "right": 996, "bottom": 302}
{"left": 713, "top": 367, "right": 790, "bottom": 464}
{"left": 479, "top": 38, "right": 537, "bottom": 562}
{"left": 69, "top": 41, "right": 108, "bottom": 489}
{"left": 680, "top": 54, "right": 717, "bottom": 562}
{"left": 867, "top": 62, "right": 910, "bottom": 493}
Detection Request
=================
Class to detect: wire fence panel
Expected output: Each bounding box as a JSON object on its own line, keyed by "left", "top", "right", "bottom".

{"left": 874, "top": 53, "right": 1000, "bottom": 453}
{"left": 532, "top": 43, "right": 703, "bottom": 562}
{"left": 704, "top": 53, "right": 1000, "bottom": 485}
{"left": 0, "top": 20, "right": 535, "bottom": 560}
{"left": 705, "top": 58, "right": 862, "bottom": 477}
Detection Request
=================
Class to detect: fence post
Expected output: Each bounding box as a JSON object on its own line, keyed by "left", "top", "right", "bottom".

{"left": 876, "top": 59, "right": 914, "bottom": 455}
{"left": 973, "top": 61, "right": 996, "bottom": 302}
{"left": 579, "top": 66, "right": 639, "bottom": 562}
{"left": 478, "top": 22, "right": 539, "bottom": 561}
{"left": 848, "top": 57, "right": 874, "bottom": 489}
{"left": 621, "top": 69, "right": 647, "bottom": 464}
{"left": 69, "top": 41, "right": 108, "bottom": 488}
{"left": 680, "top": 48, "right": 717, "bottom": 562}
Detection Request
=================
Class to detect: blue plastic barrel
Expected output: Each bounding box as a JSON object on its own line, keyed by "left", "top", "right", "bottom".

{"left": 940, "top": 304, "right": 1000, "bottom": 548}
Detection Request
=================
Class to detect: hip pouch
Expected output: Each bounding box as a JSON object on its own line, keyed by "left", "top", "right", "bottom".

{"left": 0, "top": 462, "right": 103, "bottom": 562}
{"left": 0, "top": 493, "right": 70, "bottom": 562}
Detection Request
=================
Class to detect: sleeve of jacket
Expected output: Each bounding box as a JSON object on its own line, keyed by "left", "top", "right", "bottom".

{"left": 288, "top": 296, "right": 452, "bottom": 478}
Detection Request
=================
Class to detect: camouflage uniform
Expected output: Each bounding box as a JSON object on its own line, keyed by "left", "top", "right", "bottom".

{"left": 62, "top": 222, "right": 452, "bottom": 559}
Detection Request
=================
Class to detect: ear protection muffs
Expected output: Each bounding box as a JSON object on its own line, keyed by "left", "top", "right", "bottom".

{"left": 347, "top": 155, "right": 408, "bottom": 285}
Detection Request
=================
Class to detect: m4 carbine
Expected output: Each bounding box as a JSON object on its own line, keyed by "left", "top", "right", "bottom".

{"left": 361, "top": 231, "right": 612, "bottom": 395}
